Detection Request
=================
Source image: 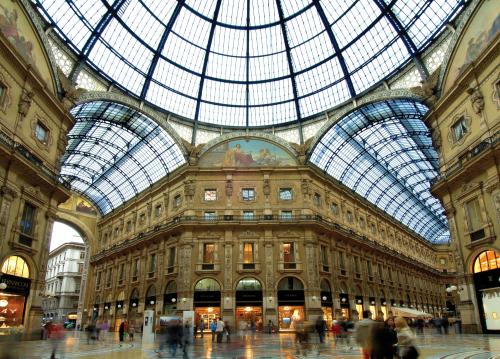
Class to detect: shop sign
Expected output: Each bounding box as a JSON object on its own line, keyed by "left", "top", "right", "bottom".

{"left": 194, "top": 291, "right": 221, "bottom": 303}
{"left": 277, "top": 290, "right": 305, "bottom": 303}
{"left": 0, "top": 273, "right": 31, "bottom": 296}
{"left": 235, "top": 291, "right": 262, "bottom": 303}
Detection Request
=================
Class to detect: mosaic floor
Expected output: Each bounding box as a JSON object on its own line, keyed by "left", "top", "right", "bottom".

{"left": 1, "top": 330, "right": 499, "bottom": 358}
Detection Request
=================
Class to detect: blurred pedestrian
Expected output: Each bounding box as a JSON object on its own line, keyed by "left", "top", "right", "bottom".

{"left": 119, "top": 321, "right": 125, "bottom": 343}
{"left": 315, "top": 315, "right": 327, "bottom": 344}
{"left": 354, "top": 310, "right": 375, "bottom": 359}
{"left": 395, "top": 317, "right": 419, "bottom": 359}
{"left": 372, "top": 317, "right": 398, "bottom": 359}
{"left": 210, "top": 319, "right": 217, "bottom": 342}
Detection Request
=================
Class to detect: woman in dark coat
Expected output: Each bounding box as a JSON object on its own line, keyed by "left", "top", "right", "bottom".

{"left": 372, "top": 317, "right": 398, "bottom": 359}
{"left": 118, "top": 321, "right": 125, "bottom": 342}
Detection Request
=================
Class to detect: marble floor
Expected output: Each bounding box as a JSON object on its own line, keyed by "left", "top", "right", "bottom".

{"left": 1, "top": 331, "right": 499, "bottom": 358}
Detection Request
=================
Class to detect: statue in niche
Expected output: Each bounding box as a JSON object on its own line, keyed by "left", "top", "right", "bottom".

{"left": 225, "top": 179, "right": 233, "bottom": 197}
{"left": 467, "top": 87, "right": 485, "bottom": 114}
{"left": 17, "top": 88, "right": 34, "bottom": 120}
{"left": 263, "top": 178, "right": 270, "bottom": 196}
{"left": 301, "top": 179, "right": 310, "bottom": 196}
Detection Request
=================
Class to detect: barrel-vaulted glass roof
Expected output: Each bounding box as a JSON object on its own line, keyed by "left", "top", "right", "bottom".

{"left": 33, "top": 0, "right": 464, "bottom": 127}
{"left": 309, "top": 99, "right": 449, "bottom": 243}
{"left": 60, "top": 101, "right": 186, "bottom": 215}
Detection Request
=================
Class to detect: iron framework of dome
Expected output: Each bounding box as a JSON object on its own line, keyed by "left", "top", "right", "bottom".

{"left": 33, "top": 0, "right": 464, "bottom": 128}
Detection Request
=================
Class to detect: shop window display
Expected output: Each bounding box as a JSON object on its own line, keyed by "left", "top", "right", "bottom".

{"left": 278, "top": 306, "right": 304, "bottom": 331}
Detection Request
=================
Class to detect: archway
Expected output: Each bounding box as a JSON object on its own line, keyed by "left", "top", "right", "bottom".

{"left": 277, "top": 277, "right": 305, "bottom": 331}
{"left": 129, "top": 288, "right": 140, "bottom": 328}
{"left": 163, "top": 281, "right": 177, "bottom": 315}
{"left": 194, "top": 278, "right": 221, "bottom": 329}
{"left": 354, "top": 285, "right": 364, "bottom": 320}
{"left": 235, "top": 277, "right": 263, "bottom": 332}
{"left": 339, "top": 282, "right": 350, "bottom": 319}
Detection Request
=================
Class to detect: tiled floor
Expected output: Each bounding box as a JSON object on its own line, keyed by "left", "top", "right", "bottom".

{"left": 1, "top": 330, "right": 499, "bottom": 358}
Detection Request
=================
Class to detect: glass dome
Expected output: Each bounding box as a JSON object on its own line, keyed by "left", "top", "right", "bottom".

{"left": 33, "top": 0, "right": 463, "bottom": 127}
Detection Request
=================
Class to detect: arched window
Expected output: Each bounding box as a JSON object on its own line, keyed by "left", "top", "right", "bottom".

{"left": 195, "top": 278, "right": 220, "bottom": 292}
{"left": 236, "top": 278, "right": 261, "bottom": 291}
{"left": 320, "top": 279, "right": 331, "bottom": 292}
{"left": 146, "top": 285, "right": 156, "bottom": 298}
{"left": 473, "top": 250, "right": 500, "bottom": 273}
{"left": 277, "top": 277, "right": 303, "bottom": 291}
{"left": 130, "top": 288, "right": 139, "bottom": 300}
{"left": 165, "top": 281, "right": 177, "bottom": 294}
{"left": 1, "top": 255, "right": 30, "bottom": 278}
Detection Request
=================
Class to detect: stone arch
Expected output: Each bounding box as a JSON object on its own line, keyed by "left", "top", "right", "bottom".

{"left": 55, "top": 211, "right": 96, "bottom": 247}
{"left": 465, "top": 245, "right": 500, "bottom": 274}
{"left": 470, "top": 248, "right": 500, "bottom": 273}
{"left": 0, "top": 254, "right": 32, "bottom": 279}
{"left": 235, "top": 277, "right": 262, "bottom": 291}
{"left": 193, "top": 277, "right": 222, "bottom": 292}
{"left": 164, "top": 280, "right": 177, "bottom": 295}
{"left": 74, "top": 92, "right": 188, "bottom": 157}
{"left": 320, "top": 278, "right": 332, "bottom": 292}
{"left": 276, "top": 276, "right": 305, "bottom": 291}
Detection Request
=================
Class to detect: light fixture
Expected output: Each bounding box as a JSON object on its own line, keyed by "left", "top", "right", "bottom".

{"left": 150, "top": 300, "right": 155, "bottom": 305}
{"left": 370, "top": 300, "right": 375, "bottom": 305}
{"left": 171, "top": 298, "right": 176, "bottom": 303}
{"left": 132, "top": 302, "right": 137, "bottom": 307}
{"left": 0, "top": 283, "right": 6, "bottom": 290}
{"left": 357, "top": 299, "right": 362, "bottom": 304}
{"left": 244, "top": 307, "right": 252, "bottom": 312}
{"left": 0, "top": 299, "right": 8, "bottom": 307}
{"left": 182, "top": 298, "right": 187, "bottom": 303}
{"left": 284, "top": 306, "right": 290, "bottom": 311}
{"left": 322, "top": 296, "right": 327, "bottom": 301}
{"left": 104, "top": 305, "right": 109, "bottom": 310}
{"left": 207, "top": 307, "right": 213, "bottom": 313}
{"left": 446, "top": 285, "right": 459, "bottom": 293}
{"left": 341, "top": 297, "right": 347, "bottom": 303}
{"left": 117, "top": 304, "right": 122, "bottom": 308}
{"left": 382, "top": 301, "right": 387, "bottom": 306}
{"left": 312, "top": 296, "right": 317, "bottom": 301}
{"left": 93, "top": 308, "right": 97, "bottom": 311}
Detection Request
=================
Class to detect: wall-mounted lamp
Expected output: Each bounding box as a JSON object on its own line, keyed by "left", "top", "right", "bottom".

{"left": 0, "top": 283, "right": 7, "bottom": 290}
{"left": 93, "top": 308, "right": 97, "bottom": 311}
{"left": 132, "top": 302, "right": 137, "bottom": 307}
{"left": 322, "top": 296, "right": 327, "bottom": 301}
{"left": 117, "top": 304, "right": 122, "bottom": 308}
{"left": 446, "top": 285, "right": 463, "bottom": 293}
{"left": 104, "top": 305, "right": 109, "bottom": 310}
{"left": 341, "top": 297, "right": 347, "bottom": 303}
{"left": 171, "top": 298, "right": 176, "bottom": 303}
{"left": 370, "top": 300, "right": 375, "bottom": 305}
{"left": 356, "top": 299, "right": 362, "bottom": 304}
{"left": 382, "top": 301, "right": 387, "bottom": 306}
{"left": 150, "top": 300, "right": 155, "bottom": 305}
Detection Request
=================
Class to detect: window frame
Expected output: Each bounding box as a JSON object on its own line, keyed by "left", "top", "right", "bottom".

{"left": 279, "top": 188, "right": 293, "bottom": 201}
{"left": 241, "top": 188, "right": 256, "bottom": 201}
{"left": 204, "top": 189, "right": 218, "bottom": 201}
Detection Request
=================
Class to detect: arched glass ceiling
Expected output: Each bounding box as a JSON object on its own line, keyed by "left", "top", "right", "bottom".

{"left": 309, "top": 99, "right": 449, "bottom": 244}
{"left": 60, "top": 101, "right": 186, "bottom": 215}
{"left": 33, "top": 0, "right": 464, "bottom": 127}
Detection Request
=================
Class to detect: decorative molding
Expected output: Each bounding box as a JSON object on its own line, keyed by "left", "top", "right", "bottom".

{"left": 447, "top": 110, "right": 472, "bottom": 147}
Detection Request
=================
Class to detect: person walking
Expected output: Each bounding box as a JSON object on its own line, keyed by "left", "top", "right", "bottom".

{"left": 224, "top": 321, "right": 230, "bottom": 343}
{"left": 354, "top": 310, "right": 375, "bottom": 359}
{"left": 199, "top": 320, "right": 205, "bottom": 338}
{"left": 210, "top": 319, "right": 217, "bottom": 342}
{"left": 215, "top": 318, "right": 225, "bottom": 343}
{"left": 395, "top": 316, "right": 419, "bottom": 359}
{"left": 372, "top": 317, "right": 398, "bottom": 359}
{"left": 315, "top": 315, "right": 327, "bottom": 344}
{"left": 129, "top": 325, "right": 135, "bottom": 342}
{"left": 118, "top": 321, "right": 125, "bottom": 343}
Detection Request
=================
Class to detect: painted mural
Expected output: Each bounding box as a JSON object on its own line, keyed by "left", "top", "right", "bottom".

{"left": 199, "top": 139, "right": 296, "bottom": 167}
{"left": 444, "top": 0, "right": 500, "bottom": 91}
{"left": 0, "top": 4, "right": 34, "bottom": 65}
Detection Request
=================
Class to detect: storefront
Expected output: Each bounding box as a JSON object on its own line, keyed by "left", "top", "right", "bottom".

{"left": 163, "top": 281, "right": 177, "bottom": 315}
{"left": 129, "top": 289, "right": 139, "bottom": 327}
{"left": 320, "top": 279, "right": 333, "bottom": 328}
{"left": 235, "top": 278, "right": 263, "bottom": 331}
{"left": 380, "top": 298, "right": 388, "bottom": 320}
{"left": 0, "top": 273, "right": 30, "bottom": 330}
{"left": 339, "top": 293, "right": 350, "bottom": 319}
{"left": 194, "top": 278, "right": 221, "bottom": 330}
{"left": 0, "top": 256, "right": 31, "bottom": 332}
{"left": 277, "top": 277, "right": 305, "bottom": 331}
{"left": 145, "top": 285, "right": 156, "bottom": 310}
{"left": 473, "top": 250, "right": 500, "bottom": 334}
{"left": 355, "top": 296, "right": 364, "bottom": 319}
{"left": 369, "top": 297, "right": 376, "bottom": 319}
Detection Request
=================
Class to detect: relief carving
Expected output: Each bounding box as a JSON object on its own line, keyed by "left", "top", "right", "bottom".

{"left": 17, "top": 88, "right": 34, "bottom": 121}
{"left": 225, "top": 179, "right": 233, "bottom": 197}
{"left": 467, "top": 87, "right": 485, "bottom": 115}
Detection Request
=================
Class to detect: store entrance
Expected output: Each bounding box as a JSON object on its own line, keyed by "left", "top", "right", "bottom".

{"left": 277, "top": 277, "right": 305, "bottom": 332}
{"left": 235, "top": 278, "right": 263, "bottom": 332}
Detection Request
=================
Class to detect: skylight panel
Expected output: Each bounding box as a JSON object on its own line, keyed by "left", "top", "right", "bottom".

{"left": 295, "top": 58, "right": 343, "bottom": 96}
{"left": 249, "top": 25, "right": 285, "bottom": 56}
{"left": 202, "top": 80, "right": 246, "bottom": 106}
{"left": 250, "top": 0, "right": 279, "bottom": 26}
{"left": 185, "top": 0, "right": 218, "bottom": 19}
{"left": 331, "top": 0, "right": 381, "bottom": 49}
{"left": 198, "top": 103, "right": 246, "bottom": 126}
{"left": 142, "top": 0, "right": 177, "bottom": 24}
{"left": 248, "top": 101, "right": 296, "bottom": 126}
{"left": 120, "top": 1, "right": 165, "bottom": 48}
{"left": 319, "top": 0, "right": 357, "bottom": 25}
{"left": 285, "top": 7, "right": 325, "bottom": 48}
{"left": 391, "top": 0, "right": 426, "bottom": 28}
{"left": 249, "top": 53, "right": 290, "bottom": 81}
{"left": 290, "top": 32, "right": 335, "bottom": 72}
{"left": 211, "top": 27, "right": 247, "bottom": 56}
{"left": 298, "top": 81, "right": 350, "bottom": 118}
{"left": 281, "top": 0, "right": 311, "bottom": 17}
{"left": 172, "top": 8, "right": 211, "bottom": 48}
{"left": 206, "top": 53, "right": 247, "bottom": 81}
{"left": 146, "top": 82, "right": 197, "bottom": 119}
{"left": 218, "top": 0, "right": 246, "bottom": 26}
{"left": 248, "top": 79, "right": 295, "bottom": 105}
{"left": 153, "top": 59, "right": 201, "bottom": 97}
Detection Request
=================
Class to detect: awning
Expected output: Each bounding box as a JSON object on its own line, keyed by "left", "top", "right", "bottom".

{"left": 392, "top": 307, "right": 432, "bottom": 318}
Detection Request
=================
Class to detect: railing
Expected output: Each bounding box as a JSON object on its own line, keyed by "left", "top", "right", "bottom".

{"left": 90, "top": 214, "right": 444, "bottom": 275}
{"left": 432, "top": 131, "right": 499, "bottom": 186}
{"left": 0, "top": 130, "right": 71, "bottom": 189}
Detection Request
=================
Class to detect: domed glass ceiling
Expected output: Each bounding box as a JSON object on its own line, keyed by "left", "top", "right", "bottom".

{"left": 33, "top": 0, "right": 464, "bottom": 127}
{"left": 310, "top": 98, "right": 449, "bottom": 243}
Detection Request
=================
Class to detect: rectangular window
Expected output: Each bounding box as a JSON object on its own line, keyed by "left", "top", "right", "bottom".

{"left": 0, "top": 83, "right": 6, "bottom": 104}
{"left": 106, "top": 268, "right": 112, "bottom": 287}
{"left": 313, "top": 193, "right": 321, "bottom": 206}
{"left": 155, "top": 204, "right": 162, "bottom": 217}
{"left": 118, "top": 263, "right": 124, "bottom": 281}
{"left": 20, "top": 202, "right": 36, "bottom": 235}
{"left": 280, "top": 210, "right": 293, "bottom": 220}
{"left": 148, "top": 254, "right": 156, "bottom": 276}
{"left": 96, "top": 272, "right": 101, "bottom": 286}
{"left": 465, "top": 198, "right": 482, "bottom": 232}
{"left": 139, "top": 213, "right": 146, "bottom": 224}
{"left": 452, "top": 116, "right": 468, "bottom": 142}
{"left": 380, "top": 229, "right": 385, "bottom": 239}
{"left": 174, "top": 194, "right": 182, "bottom": 207}
{"left": 114, "top": 227, "right": 120, "bottom": 237}
{"left": 370, "top": 223, "right": 377, "bottom": 234}
{"left": 339, "top": 252, "right": 345, "bottom": 270}
{"left": 126, "top": 220, "right": 132, "bottom": 232}
{"left": 321, "top": 246, "right": 329, "bottom": 272}
{"left": 359, "top": 217, "right": 365, "bottom": 228}
{"left": 283, "top": 242, "right": 295, "bottom": 269}
{"left": 279, "top": 188, "right": 293, "bottom": 200}
{"left": 204, "top": 211, "right": 217, "bottom": 221}
{"left": 78, "top": 263, "right": 84, "bottom": 273}
{"left": 204, "top": 189, "right": 217, "bottom": 201}
{"left": 378, "top": 264, "right": 383, "bottom": 279}
{"left": 346, "top": 211, "right": 353, "bottom": 223}
{"left": 243, "top": 211, "right": 254, "bottom": 220}
{"left": 167, "top": 247, "right": 176, "bottom": 273}
{"left": 242, "top": 188, "right": 255, "bottom": 201}
{"left": 35, "top": 122, "right": 49, "bottom": 144}
{"left": 203, "top": 243, "right": 215, "bottom": 264}
{"left": 331, "top": 203, "right": 339, "bottom": 215}
{"left": 133, "top": 259, "right": 139, "bottom": 280}
{"left": 80, "top": 251, "right": 85, "bottom": 259}
{"left": 367, "top": 260, "right": 373, "bottom": 277}
{"left": 354, "top": 257, "right": 360, "bottom": 273}
{"left": 243, "top": 242, "right": 254, "bottom": 264}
